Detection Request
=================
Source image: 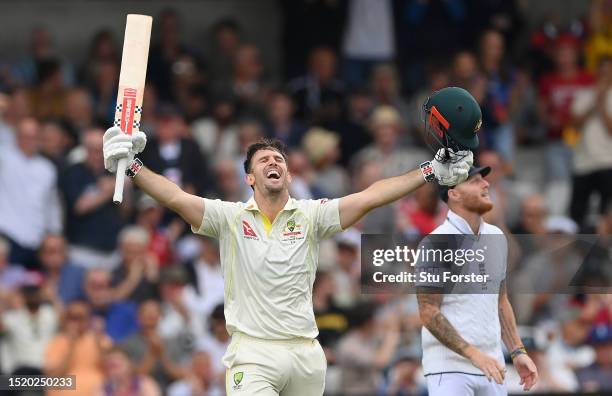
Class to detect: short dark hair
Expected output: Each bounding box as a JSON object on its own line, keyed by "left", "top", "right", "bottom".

{"left": 243, "top": 138, "right": 288, "bottom": 174}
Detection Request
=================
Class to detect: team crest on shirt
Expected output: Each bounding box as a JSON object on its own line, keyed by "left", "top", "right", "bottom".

{"left": 281, "top": 218, "right": 304, "bottom": 243}
{"left": 233, "top": 371, "right": 244, "bottom": 390}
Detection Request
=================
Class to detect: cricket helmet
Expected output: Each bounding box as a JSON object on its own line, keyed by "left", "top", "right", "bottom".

{"left": 422, "top": 87, "right": 482, "bottom": 163}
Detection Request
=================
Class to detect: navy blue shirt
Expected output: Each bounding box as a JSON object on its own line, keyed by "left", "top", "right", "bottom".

{"left": 59, "top": 163, "right": 123, "bottom": 252}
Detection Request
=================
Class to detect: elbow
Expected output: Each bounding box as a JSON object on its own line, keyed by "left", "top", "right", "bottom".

{"left": 419, "top": 307, "right": 438, "bottom": 330}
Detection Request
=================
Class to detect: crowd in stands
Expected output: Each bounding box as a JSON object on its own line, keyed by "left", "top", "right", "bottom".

{"left": 1, "top": 0, "right": 612, "bottom": 394}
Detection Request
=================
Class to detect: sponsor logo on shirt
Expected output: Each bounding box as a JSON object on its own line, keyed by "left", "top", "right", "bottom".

{"left": 242, "top": 220, "right": 258, "bottom": 240}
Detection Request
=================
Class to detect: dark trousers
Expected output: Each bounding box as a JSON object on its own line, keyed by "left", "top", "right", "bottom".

{"left": 570, "top": 168, "right": 612, "bottom": 228}
{"left": 0, "top": 233, "right": 39, "bottom": 270}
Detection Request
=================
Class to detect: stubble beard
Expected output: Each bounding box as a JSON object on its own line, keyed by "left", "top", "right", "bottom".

{"left": 463, "top": 194, "right": 494, "bottom": 215}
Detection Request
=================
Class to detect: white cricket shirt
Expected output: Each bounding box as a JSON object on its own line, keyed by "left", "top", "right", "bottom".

{"left": 420, "top": 209, "right": 507, "bottom": 375}
{"left": 192, "top": 196, "right": 343, "bottom": 340}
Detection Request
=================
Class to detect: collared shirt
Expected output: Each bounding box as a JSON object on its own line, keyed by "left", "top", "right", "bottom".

{"left": 0, "top": 146, "right": 62, "bottom": 248}
{"left": 192, "top": 196, "right": 343, "bottom": 340}
{"left": 419, "top": 209, "right": 508, "bottom": 376}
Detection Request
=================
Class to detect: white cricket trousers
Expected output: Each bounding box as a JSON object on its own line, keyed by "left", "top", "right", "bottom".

{"left": 426, "top": 373, "right": 507, "bottom": 396}
{"left": 223, "top": 332, "right": 327, "bottom": 395}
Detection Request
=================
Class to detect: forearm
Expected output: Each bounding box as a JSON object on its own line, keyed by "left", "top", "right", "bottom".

{"left": 418, "top": 290, "right": 473, "bottom": 358}
{"left": 424, "top": 310, "right": 473, "bottom": 357}
{"left": 74, "top": 191, "right": 111, "bottom": 215}
{"left": 134, "top": 167, "right": 184, "bottom": 210}
{"left": 499, "top": 296, "right": 523, "bottom": 351}
{"left": 340, "top": 169, "right": 425, "bottom": 229}
{"left": 374, "top": 331, "right": 401, "bottom": 368}
{"left": 366, "top": 169, "right": 425, "bottom": 209}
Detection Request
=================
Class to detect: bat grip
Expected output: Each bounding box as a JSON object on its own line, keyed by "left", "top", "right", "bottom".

{"left": 113, "top": 158, "right": 129, "bottom": 204}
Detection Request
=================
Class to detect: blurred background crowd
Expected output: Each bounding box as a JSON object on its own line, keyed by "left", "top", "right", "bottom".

{"left": 1, "top": 0, "right": 612, "bottom": 395}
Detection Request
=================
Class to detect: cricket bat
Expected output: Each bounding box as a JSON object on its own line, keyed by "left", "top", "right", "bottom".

{"left": 113, "top": 14, "right": 153, "bottom": 204}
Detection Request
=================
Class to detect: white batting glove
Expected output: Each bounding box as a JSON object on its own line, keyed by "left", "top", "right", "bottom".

{"left": 103, "top": 126, "right": 147, "bottom": 173}
{"left": 432, "top": 149, "right": 473, "bottom": 186}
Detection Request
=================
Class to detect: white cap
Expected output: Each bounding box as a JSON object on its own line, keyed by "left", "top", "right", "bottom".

{"left": 545, "top": 216, "right": 578, "bottom": 235}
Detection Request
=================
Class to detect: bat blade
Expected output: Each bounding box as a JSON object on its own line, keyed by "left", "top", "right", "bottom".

{"left": 113, "top": 14, "right": 152, "bottom": 204}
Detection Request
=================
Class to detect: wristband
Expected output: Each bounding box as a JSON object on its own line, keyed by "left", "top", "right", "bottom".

{"left": 420, "top": 161, "right": 436, "bottom": 182}
{"left": 125, "top": 158, "right": 143, "bottom": 178}
{"left": 510, "top": 346, "right": 527, "bottom": 360}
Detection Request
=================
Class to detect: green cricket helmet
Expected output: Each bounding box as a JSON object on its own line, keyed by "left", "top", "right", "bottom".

{"left": 422, "top": 87, "right": 482, "bottom": 163}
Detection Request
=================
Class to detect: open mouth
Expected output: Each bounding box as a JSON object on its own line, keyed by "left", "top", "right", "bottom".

{"left": 266, "top": 169, "right": 281, "bottom": 180}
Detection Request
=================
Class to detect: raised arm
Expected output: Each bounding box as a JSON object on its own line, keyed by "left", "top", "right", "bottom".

{"left": 339, "top": 150, "right": 473, "bottom": 229}
{"left": 339, "top": 169, "right": 424, "bottom": 229}
{"left": 133, "top": 167, "right": 204, "bottom": 230}
{"left": 103, "top": 127, "right": 205, "bottom": 230}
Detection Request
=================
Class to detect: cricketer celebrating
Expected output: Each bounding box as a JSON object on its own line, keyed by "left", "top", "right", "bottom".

{"left": 103, "top": 87, "right": 477, "bottom": 395}
{"left": 416, "top": 163, "right": 539, "bottom": 395}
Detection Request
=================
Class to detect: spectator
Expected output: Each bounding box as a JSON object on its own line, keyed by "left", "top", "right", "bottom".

{"left": 195, "top": 304, "right": 229, "bottom": 390}
{"left": 167, "top": 350, "right": 223, "bottom": 396}
{"left": 90, "top": 59, "right": 119, "bottom": 124}
{"left": 512, "top": 194, "right": 548, "bottom": 235}
{"left": 341, "top": 0, "right": 395, "bottom": 89}
{"left": 28, "top": 58, "right": 69, "bottom": 119}
{"left": 576, "top": 324, "right": 612, "bottom": 392}
{"left": 332, "top": 87, "right": 373, "bottom": 165}
{"left": 140, "top": 106, "right": 209, "bottom": 196}
{"left": 213, "top": 44, "right": 267, "bottom": 117}
{"left": 538, "top": 35, "right": 594, "bottom": 213}
{"left": 0, "top": 236, "right": 27, "bottom": 294}
{"left": 336, "top": 303, "right": 401, "bottom": 395}
{"left": 185, "top": 237, "right": 224, "bottom": 320}
{"left": 135, "top": 194, "right": 176, "bottom": 267}
{"left": 208, "top": 18, "right": 243, "bottom": 85}
{"left": 84, "top": 268, "right": 138, "bottom": 342}
{"left": 380, "top": 348, "right": 426, "bottom": 396}
{"left": 11, "top": 27, "right": 74, "bottom": 88}
{"left": 478, "top": 29, "right": 516, "bottom": 164}
{"left": 584, "top": 0, "right": 612, "bottom": 73}
{"left": 148, "top": 9, "right": 200, "bottom": 102}
{"left": 370, "top": 64, "right": 410, "bottom": 125}
{"left": 287, "top": 149, "right": 318, "bottom": 199}
{"left": 79, "top": 29, "right": 119, "bottom": 87}
{"left": 288, "top": 46, "right": 345, "bottom": 121}
{"left": 312, "top": 271, "right": 348, "bottom": 364}
{"left": 59, "top": 128, "right": 124, "bottom": 269}
{"left": 39, "top": 118, "right": 72, "bottom": 170}
{"left": 396, "top": 183, "right": 446, "bottom": 237}
{"left": 302, "top": 127, "right": 350, "bottom": 198}
{"left": 212, "top": 158, "right": 246, "bottom": 202}
{"left": 451, "top": 50, "right": 481, "bottom": 90}
{"left": 0, "top": 117, "right": 62, "bottom": 268}
{"left": 265, "top": 89, "right": 306, "bottom": 148}
{"left": 191, "top": 94, "right": 239, "bottom": 161}
{"left": 158, "top": 266, "right": 206, "bottom": 340}
{"left": 353, "top": 106, "right": 429, "bottom": 179}
{"left": 44, "top": 300, "right": 110, "bottom": 396}
{"left": 111, "top": 226, "right": 159, "bottom": 303}
{"left": 98, "top": 346, "right": 161, "bottom": 396}
{"left": 39, "top": 234, "right": 85, "bottom": 304}
{"left": 546, "top": 310, "right": 595, "bottom": 392}
{"left": 569, "top": 56, "right": 612, "bottom": 228}
{"left": 331, "top": 229, "right": 361, "bottom": 309}
{"left": 63, "top": 87, "right": 95, "bottom": 133}
{"left": 121, "top": 299, "right": 190, "bottom": 391}
{"left": 0, "top": 276, "right": 58, "bottom": 375}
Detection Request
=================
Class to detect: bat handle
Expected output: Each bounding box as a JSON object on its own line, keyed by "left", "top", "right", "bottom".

{"left": 113, "top": 158, "right": 129, "bottom": 204}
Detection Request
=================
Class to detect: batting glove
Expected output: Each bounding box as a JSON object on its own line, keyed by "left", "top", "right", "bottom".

{"left": 103, "top": 126, "right": 147, "bottom": 173}
{"left": 432, "top": 149, "right": 473, "bottom": 186}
